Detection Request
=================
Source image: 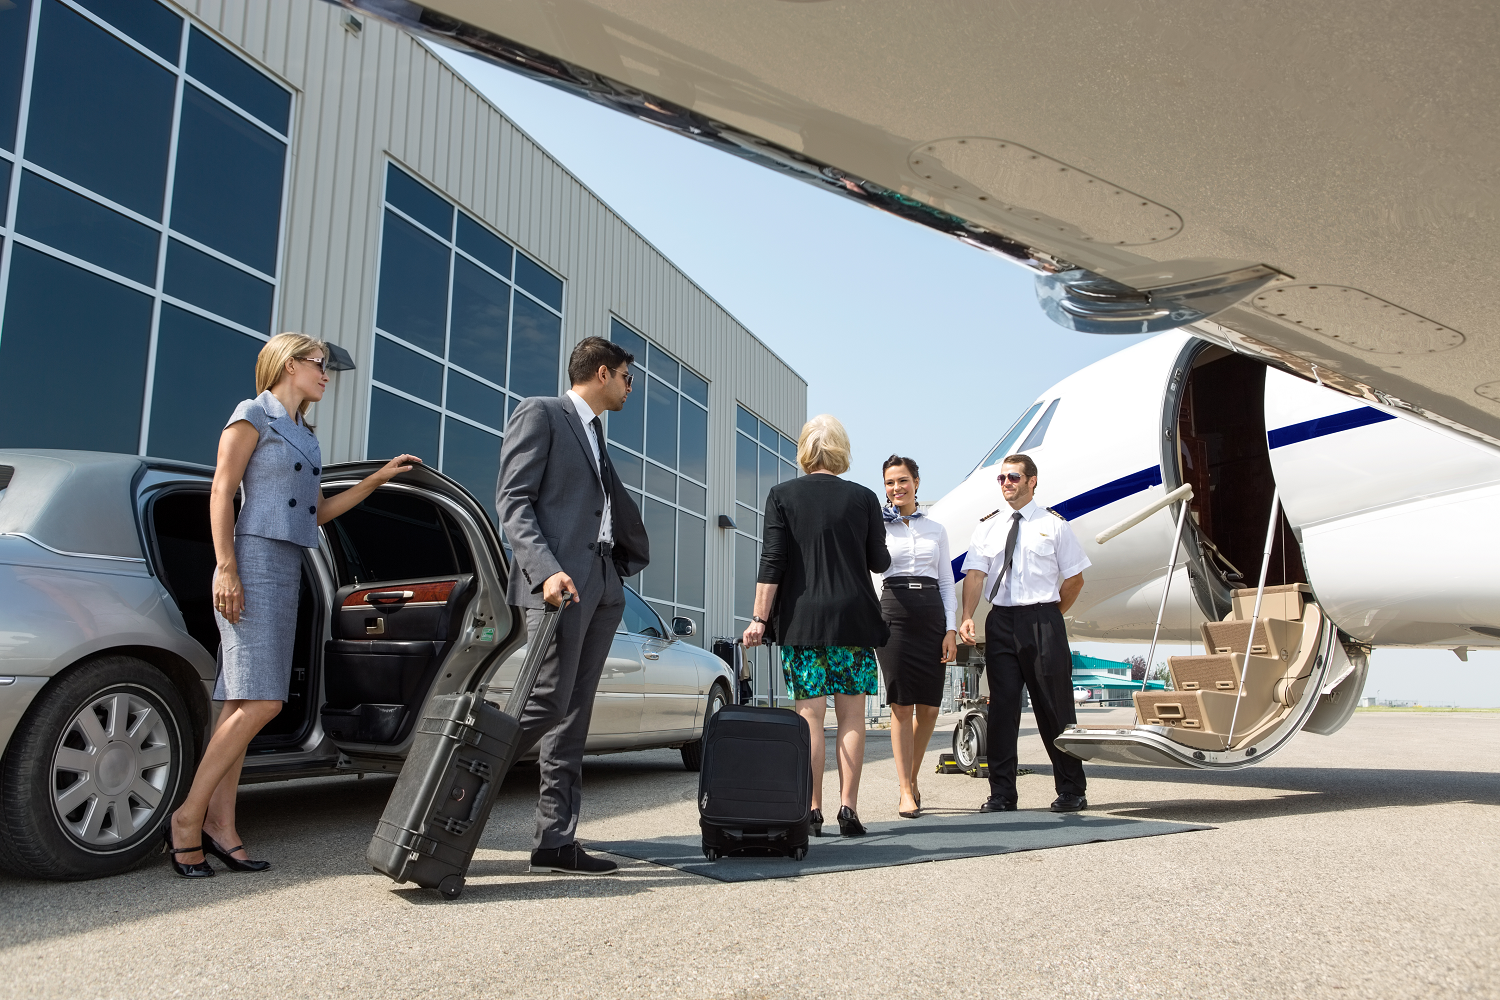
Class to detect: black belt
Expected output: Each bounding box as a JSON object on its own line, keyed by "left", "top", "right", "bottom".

{"left": 885, "top": 576, "right": 939, "bottom": 590}
{"left": 992, "top": 601, "right": 1059, "bottom": 610}
{"left": 590, "top": 540, "right": 613, "bottom": 558}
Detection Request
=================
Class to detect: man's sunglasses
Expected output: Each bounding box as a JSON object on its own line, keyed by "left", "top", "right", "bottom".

{"left": 996, "top": 471, "right": 1029, "bottom": 484}
{"left": 613, "top": 367, "right": 634, "bottom": 388}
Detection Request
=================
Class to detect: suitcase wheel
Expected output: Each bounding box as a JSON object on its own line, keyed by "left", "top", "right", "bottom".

{"left": 790, "top": 846, "right": 807, "bottom": 861}
{"left": 438, "top": 874, "right": 464, "bottom": 900}
{"left": 703, "top": 847, "right": 721, "bottom": 862}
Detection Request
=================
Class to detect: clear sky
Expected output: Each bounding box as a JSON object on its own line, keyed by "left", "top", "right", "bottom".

{"left": 442, "top": 49, "right": 1499, "bottom": 707}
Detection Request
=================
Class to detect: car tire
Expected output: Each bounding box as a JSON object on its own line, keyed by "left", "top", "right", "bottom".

{"left": 680, "top": 682, "right": 729, "bottom": 772}
{"left": 0, "top": 656, "right": 194, "bottom": 881}
{"left": 952, "top": 709, "right": 986, "bottom": 774}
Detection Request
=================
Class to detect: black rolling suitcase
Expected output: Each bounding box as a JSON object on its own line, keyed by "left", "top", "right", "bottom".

{"left": 366, "top": 597, "right": 566, "bottom": 898}
{"left": 698, "top": 704, "right": 812, "bottom": 861}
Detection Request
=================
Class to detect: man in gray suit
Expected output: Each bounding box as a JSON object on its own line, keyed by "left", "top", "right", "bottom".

{"left": 498, "top": 336, "right": 649, "bottom": 875}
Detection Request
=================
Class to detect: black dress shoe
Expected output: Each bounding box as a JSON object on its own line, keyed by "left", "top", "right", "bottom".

{"left": 1050, "top": 794, "right": 1088, "bottom": 812}
{"left": 162, "top": 828, "right": 214, "bottom": 879}
{"left": 203, "top": 832, "right": 271, "bottom": 872}
{"left": 978, "top": 797, "right": 1017, "bottom": 813}
{"left": 529, "top": 842, "right": 619, "bottom": 875}
{"left": 810, "top": 808, "right": 824, "bottom": 837}
{"left": 836, "top": 806, "right": 865, "bottom": 837}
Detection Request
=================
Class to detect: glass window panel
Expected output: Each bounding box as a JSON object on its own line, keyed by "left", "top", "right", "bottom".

{"left": 606, "top": 444, "right": 641, "bottom": 488}
{"left": 640, "top": 499, "right": 676, "bottom": 601}
{"left": 77, "top": 0, "right": 181, "bottom": 61}
{"left": 186, "top": 26, "right": 289, "bottom": 133}
{"left": 605, "top": 362, "right": 644, "bottom": 450}
{"left": 1, "top": 0, "right": 34, "bottom": 152}
{"left": 644, "top": 462, "right": 675, "bottom": 502}
{"left": 619, "top": 586, "right": 662, "bottom": 637}
{"left": 735, "top": 406, "right": 757, "bottom": 438}
{"left": 367, "top": 387, "right": 439, "bottom": 465}
{"left": 375, "top": 210, "right": 449, "bottom": 355}
{"left": 646, "top": 343, "right": 677, "bottom": 386}
{"left": 456, "top": 212, "right": 511, "bottom": 278}
{"left": 1017, "top": 398, "right": 1061, "bottom": 452}
{"left": 374, "top": 335, "right": 441, "bottom": 403}
{"left": 646, "top": 599, "right": 673, "bottom": 629}
{"left": 678, "top": 479, "right": 705, "bottom": 515}
{"left": 164, "top": 238, "right": 273, "bottom": 332}
{"left": 384, "top": 163, "right": 452, "bottom": 239}
{"left": 505, "top": 394, "right": 518, "bottom": 429}
{"left": 171, "top": 85, "right": 285, "bottom": 274}
{"left": 979, "top": 401, "right": 1044, "bottom": 469}
{"left": 26, "top": 2, "right": 175, "bottom": 217}
{"left": 679, "top": 399, "right": 706, "bottom": 484}
{"left": 0, "top": 159, "right": 9, "bottom": 206}
{"left": 758, "top": 446, "right": 778, "bottom": 513}
{"left": 16, "top": 170, "right": 159, "bottom": 284}
{"left": 146, "top": 305, "right": 260, "bottom": 465}
{"left": 645, "top": 376, "right": 677, "bottom": 467}
{"left": 677, "top": 513, "right": 705, "bottom": 608}
{"left": 608, "top": 320, "right": 645, "bottom": 364}
{"left": 448, "top": 256, "right": 509, "bottom": 386}
{"left": 780, "top": 459, "right": 795, "bottom": 484}
{"left": 758, "top": 419, "right": 779, "bottom": 447}
{"left": 0, "top": 246, "right": 150, "bottom": 452}
{"left": 440, "top": 417, "right": 501, "bottom": 520}
{"left": 681, "top": 369, "right": 708, "bottom": 406}
{"left": 779, "top": 434, "right": 797, "bottom": 462}
{"left": 733, "top": 533, "right": 758, "bottom": 619}
{"left": 514, "top": 253, "right": 562, "bottom": 311}
{"left": 735, "top": 433, "right": 757, "bottom": 507}
{"left": 509, "top": 293, "right": 560, "bottom": 399}
{"left": 445, "top": 369, "right": 504, "bottom": 430}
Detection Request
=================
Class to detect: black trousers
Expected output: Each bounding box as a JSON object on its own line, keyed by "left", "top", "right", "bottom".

{"left": 984, "top": 602, "right": 1086, "bottom": 802}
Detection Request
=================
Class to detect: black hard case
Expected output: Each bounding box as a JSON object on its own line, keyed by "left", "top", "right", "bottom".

{"left": 697, "top": 704, "right": 812, "bottom": 860}
{"left": 366, "top": 601, "right": 563, "bottom": 898}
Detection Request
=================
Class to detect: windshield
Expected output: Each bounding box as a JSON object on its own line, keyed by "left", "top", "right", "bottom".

{"left": 975, "top": 401, "right": 1044, "bottom": 472}
{"left": 1017, "top": 398, "right": 1061, "bottom": 452}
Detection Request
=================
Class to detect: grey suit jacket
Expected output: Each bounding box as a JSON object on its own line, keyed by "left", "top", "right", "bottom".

{"left": 497, "top": 395, "right": 648, "bottom": 609}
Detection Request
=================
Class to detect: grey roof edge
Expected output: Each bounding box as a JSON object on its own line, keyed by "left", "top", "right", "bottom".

{"left": 420, "top": 39, "right": 807, "bottom": 389}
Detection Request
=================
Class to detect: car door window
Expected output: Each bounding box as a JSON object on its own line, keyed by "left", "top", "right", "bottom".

{"left": 619, "top": 585, "right": 664, "bottom": 637}
{"left": 325, "top": 488, "right": 474, "bottom": 585}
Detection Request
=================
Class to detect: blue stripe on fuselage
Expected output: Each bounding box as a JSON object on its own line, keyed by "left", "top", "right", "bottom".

{"left": 1267, "top": 407, "right": 1395, "bottom": 449}
{"left": 1052, "top": 466, "right": 1163, "bottom": 521}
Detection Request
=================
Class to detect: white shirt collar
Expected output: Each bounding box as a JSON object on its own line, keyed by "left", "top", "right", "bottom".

{"left": 564, "top": 389, "right": 600, "bottom": 429}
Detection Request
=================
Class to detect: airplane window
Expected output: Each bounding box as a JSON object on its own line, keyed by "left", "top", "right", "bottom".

{"left": 978, "top": 401, "right": 1044, "bottom": 470}
{"left": 618, "top": 585, "right": 664, "bottom": 637}
{"left": 1017, "top": 398, "right": 1061, "bottom": 452}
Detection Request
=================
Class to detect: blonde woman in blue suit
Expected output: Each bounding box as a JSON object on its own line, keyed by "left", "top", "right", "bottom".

{"left": 164, "top": 333, "right": 419, "bottom": 878}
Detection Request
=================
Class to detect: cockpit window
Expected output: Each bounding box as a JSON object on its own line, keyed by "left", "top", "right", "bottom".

{"left": 1017, "top": 398, "right": 1060, "bottom": 452}
{"left": 977, "top": 402, "right": 1044, "bottom": 471}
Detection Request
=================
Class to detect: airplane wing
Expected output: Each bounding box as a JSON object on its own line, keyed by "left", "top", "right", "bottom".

{"left": 344, "top": 0, "right": 1500, "bottom": 446}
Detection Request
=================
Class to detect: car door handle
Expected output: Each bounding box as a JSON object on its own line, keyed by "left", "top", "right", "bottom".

{"left": 643, "top": 650, "right": 660, "bottom": 660}
{"left": 365, "top": 590, "right": 415, "bottom": 605}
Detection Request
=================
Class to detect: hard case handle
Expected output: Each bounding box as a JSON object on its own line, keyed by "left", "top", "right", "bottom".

{"left": 500, "top": 593, "right": 570, "bottom": 718}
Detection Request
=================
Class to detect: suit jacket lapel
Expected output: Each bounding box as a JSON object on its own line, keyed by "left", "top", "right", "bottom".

{"left": 560, "top": 396, "right": 605, "bottom": 491}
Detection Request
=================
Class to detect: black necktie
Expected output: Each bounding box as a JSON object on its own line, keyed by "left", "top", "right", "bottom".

{"left": 589, "top": 417, "right": 613, "bottom": 492}
{"left": 987, "top": 511, "right": 1023, "bottom": 604}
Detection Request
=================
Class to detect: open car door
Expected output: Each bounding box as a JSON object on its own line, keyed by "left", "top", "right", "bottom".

{"left": 316, "top": 463, "right": 518, "bottom": 766}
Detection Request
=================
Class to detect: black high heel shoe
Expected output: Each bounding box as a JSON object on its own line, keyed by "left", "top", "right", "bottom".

{"left": 162, "top": 828, "right": 214, "bottom": 879}
{"left": 837, "top": 806, "right": 866, "bottom": 837}
{"left": 810, "top": 808, "right": 824, "bottom": 837}
{"left": 203, "top": 832, "right": 271, "bottom": 873}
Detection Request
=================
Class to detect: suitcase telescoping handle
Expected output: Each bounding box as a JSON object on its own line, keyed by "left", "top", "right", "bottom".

{"left": 499, "top": 592, "right": 570, "bottom": 718}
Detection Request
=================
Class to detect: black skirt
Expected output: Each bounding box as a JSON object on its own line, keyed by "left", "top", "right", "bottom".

{"left": 876, "top": 578, "right": 948, "bottom": 707}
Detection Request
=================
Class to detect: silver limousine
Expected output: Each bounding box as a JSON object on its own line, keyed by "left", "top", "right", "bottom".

{"left": 0, "top": 450, "right": 733, "bottom": 881}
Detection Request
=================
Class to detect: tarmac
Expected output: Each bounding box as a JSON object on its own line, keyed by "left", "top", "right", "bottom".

{"left": 1, "top": 708, "right": 1496, "bottom": 999}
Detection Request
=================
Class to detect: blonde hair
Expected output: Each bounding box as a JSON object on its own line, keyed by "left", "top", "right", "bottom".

{"left": 797, "top": 414, "right": 851, "bottom": 475}
{"left": 255, "top": 332, "right": 327, "bottom": 421}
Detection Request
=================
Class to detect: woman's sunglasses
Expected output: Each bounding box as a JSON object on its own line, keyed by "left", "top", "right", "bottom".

{"left": 296, "top": 356, "right": 331, "bottom": 374}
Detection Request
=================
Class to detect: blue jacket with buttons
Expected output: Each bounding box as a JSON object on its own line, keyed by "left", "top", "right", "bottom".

{"left": 227, "top": 390, "right": 323, "bottom": 548}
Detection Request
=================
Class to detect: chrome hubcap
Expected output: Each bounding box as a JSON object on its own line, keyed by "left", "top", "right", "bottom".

{"left": 955, "top": 720, "right": 980, "bottom": 768}
{"left": 51, "top": 690, "right": 173, "bottom": 847}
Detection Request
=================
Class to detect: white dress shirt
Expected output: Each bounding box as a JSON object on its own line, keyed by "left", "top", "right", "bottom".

{"left": 882, "top": 507, "right": 958, "bottom": 631}
{"left": 962, "top": 500, "right": 1090, "bottom": 607}
{"left": 565, "top": 389, "right": 613, "bottom": 544}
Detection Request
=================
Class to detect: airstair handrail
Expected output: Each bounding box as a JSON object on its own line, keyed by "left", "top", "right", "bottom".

{"left": 1226, "top": 487, "right": 1282, "bottom": 746}
{"left": 1094, "top": 483, "right": 1194, "bottom": 545}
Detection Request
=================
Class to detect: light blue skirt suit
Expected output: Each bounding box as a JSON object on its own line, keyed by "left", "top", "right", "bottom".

{"left": 213, "top": 390, "right": 323, "bottom": 702}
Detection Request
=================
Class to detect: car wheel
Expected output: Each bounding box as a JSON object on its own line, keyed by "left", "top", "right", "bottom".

{"left": 952, "top": 710, "right": 986, "bottom": 773}
{"left": 0, "top": 656, "right": 193, "bottom": 880}
{"left": 680, "top": 682, "right": 729, "bottom": 772}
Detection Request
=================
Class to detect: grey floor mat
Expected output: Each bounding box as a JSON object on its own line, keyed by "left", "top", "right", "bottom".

{"left": 596, "top": 811, "right": 1210, "bottom": 882}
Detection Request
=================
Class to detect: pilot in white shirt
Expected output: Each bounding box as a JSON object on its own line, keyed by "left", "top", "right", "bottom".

{"left": 959, "top": 453, "right": 1091, "bottom": 814}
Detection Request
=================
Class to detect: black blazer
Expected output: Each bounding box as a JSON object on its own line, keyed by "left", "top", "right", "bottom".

{"left": 756, "top": 474, "right": 892, "bottom": 647}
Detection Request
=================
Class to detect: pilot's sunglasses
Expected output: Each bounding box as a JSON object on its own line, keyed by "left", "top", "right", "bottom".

{"left": 296, "top": 356, "right": 330, "bottom": 374}
{"left": 997, "top": 471, "right": 1026, "bottom": 484}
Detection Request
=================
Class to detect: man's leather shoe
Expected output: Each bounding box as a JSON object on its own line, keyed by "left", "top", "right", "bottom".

{"left": 529, "top": 842, "right": 619, "bottom": 875}
{"left": 1050, "top": 794, "right": 1088, "bottom": 812}
{"left": 978, "top": 797, "right": 1017, "bottom": 813}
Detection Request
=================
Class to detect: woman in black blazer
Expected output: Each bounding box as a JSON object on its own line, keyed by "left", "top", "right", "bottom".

{"left": 742, "top": 414, "right": 891, "bottom": 836}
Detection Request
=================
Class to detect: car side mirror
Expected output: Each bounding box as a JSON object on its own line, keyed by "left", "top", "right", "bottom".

{"left": 671, "top": 616, "right": 696, "bottom": 638}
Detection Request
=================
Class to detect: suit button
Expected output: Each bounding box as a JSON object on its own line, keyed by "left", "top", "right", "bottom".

{"left": 309, "top": 505, "right": 316, "bottom": 514}
{"left": 587, "top": 542, "right": 595, "bottom": 550}
{"left": 294, "top": 462, "right": 302, "bottom": 471}
{"left": 288, "top": 498, "right": 296, "bottom": 506}
{"left": 313, "top": 467, "right": 320, "bottom": 474}
{"left": 595, "top": 510, "right": 602, "bottom": 517}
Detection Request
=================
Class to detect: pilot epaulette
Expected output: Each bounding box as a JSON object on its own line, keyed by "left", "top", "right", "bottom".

{"left": 979, "top": 508, "right": 1002, "bottom": 522}
{"left": 1046, "top": 506, "right": 1067, "bottom": 521}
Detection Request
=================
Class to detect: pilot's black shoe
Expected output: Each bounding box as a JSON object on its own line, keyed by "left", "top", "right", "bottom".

{"left": 529, "top": 842, "right": 619, "bottom": 875}
{"left": 978, "top": 797, "right": 1017, "bottom": 813}
{"left": 1050, "top": 794, "right": 1088, "bottom": 812}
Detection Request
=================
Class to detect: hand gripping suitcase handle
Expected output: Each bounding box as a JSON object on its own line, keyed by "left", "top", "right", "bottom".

{"left": 501, "top": 592, "right": 570, "bottom": 718}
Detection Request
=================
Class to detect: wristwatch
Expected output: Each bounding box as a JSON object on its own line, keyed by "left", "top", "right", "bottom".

{"left": 751, "top": 615, "right": 767, "bottom": 625}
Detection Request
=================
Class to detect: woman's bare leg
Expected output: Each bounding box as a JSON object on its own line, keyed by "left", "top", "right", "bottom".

{"left": 889, "top": 703, "right": 918, "bottom": 812}
{"left": 170, "top": 699, "right": 282, "bottom": 863}
{"left": 909, "top": 704, "right": 941, "bottom": 804}
{"left": 833, "top": 694, "right": 866, "bottom": 811}
{"left": 794, "top": 698, "right": 827, "bottom": 812}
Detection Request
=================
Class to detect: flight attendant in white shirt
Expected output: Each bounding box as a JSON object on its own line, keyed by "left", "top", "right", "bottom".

{"left": 959, "top": 453, "right": 1091, "bottom": 813}
{"left": 876, "top": 456, "right": 957, "bottom": 819}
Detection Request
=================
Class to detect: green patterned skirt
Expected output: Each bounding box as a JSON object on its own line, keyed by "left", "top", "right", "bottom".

{"left": 780, "top": 645, "right": 879, "bottom": 701}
